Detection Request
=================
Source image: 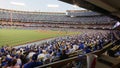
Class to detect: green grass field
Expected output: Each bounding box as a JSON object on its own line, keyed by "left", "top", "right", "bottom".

{"left": 0, "top": 29, "right": 79, "bottom": 46}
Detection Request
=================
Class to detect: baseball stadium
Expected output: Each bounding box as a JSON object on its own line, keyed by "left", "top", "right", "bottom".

{"left": 0, "top": 0, "right": 120, "bottom": 68}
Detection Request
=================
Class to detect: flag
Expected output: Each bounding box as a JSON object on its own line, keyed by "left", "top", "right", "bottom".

{"left": 86, "top": 54, "right": 97, "bottom": 68}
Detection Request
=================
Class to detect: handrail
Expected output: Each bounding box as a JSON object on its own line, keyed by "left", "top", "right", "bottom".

{"left": 111, "top": 45, "right": 120, "bottom": 51}
{"left": 35, "top": 55, "right": 86, "bottom": 68}
{"left": 93, "top": 41, "right": 116, "bottom": 56}
{"left": 68, "top": 50, "right": 83, "bottom": 57}
{"left": 68, "top": 41, "right": 111, "bottom": 57}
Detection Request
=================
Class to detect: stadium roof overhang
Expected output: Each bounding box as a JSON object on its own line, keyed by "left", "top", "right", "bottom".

{"left": 59, "top": 0, "right": 120, "bottom": 21}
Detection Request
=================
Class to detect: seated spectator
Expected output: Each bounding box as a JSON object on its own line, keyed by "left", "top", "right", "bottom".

{"left": 5, "top": 59, "right": 20, "bottom": 68}
{"left": 60, "top": 50, "right": 69, "bottom": 60}
{"left": 23, "top": 54, "right": 43, "bottom": 68}
{"left": 16, "top": 55, "right": 22, "bottom": 66}
{"left": 79, "top": 42, "right": 85, "bottom": 50}
{"left": 93, "top": 44, "right": 98, "bottom": 51}
{"left": 115, "top": 49, "right": 120, "bottom": 57}
{"left": 85, "top": 46, "right": 92, "bottom": 53}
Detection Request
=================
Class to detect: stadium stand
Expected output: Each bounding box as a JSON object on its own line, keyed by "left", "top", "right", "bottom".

{"left": 0, "top": 9, "right": 117, "bottom": 30}
{"left": 0, "top": 9, "right": 116, "bottom": 24}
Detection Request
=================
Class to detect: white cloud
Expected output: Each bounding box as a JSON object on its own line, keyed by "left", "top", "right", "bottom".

{"left": 10, "top": 2, "right": 25, "bottom": 6}
{"left": 73, "top": 5, "right": 79, "bottom": 8}
{"left": 47, "top": 4, "right": 59, "bottom": 8}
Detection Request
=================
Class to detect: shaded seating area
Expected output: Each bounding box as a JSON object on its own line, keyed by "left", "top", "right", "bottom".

{"left": 36, "top": 40, "right": 119, "bottom": 68}
{"left": 35, "top": 31, "right": 120, "bottom": 68}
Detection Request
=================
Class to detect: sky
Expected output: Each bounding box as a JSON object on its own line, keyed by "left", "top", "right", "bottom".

{"left": 0, "top": 0, "right": 86, "bottom": 12}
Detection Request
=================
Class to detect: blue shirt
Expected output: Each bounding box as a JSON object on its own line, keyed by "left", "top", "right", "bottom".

{"left": 1, "top": 48, "right": 5, "bottom": 53}
{"left": 24, "top": 61, "right": 43, "bottom": 68}
{"left": 85, "top": 48, "right": 91, "bottom": 53}
{"left": 79, "top": 43, "right": 84, "bottom": 49}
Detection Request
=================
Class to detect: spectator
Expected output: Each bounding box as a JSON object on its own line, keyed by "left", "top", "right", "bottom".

{"left": 60, "top": 50, "right": 69, "bottom": 60}
{"left": 23, "top": 54, "right": 43, "bottom": 68}
{"left": 5, "top": 59, "right": 20, "bottom": 68}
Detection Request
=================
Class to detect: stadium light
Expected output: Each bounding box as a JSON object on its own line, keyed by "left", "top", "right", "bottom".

{"left": 10, "top": 2, "right": 25, "bottom": 6}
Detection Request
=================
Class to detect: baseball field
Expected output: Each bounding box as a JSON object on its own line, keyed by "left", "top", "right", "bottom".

{"left": 0, "top": 29, "right": 79, "bottom": 47}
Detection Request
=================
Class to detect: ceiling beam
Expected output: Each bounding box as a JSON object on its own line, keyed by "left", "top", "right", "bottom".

{"left": 85, "top": 0, "right": 118, "bottom": 12}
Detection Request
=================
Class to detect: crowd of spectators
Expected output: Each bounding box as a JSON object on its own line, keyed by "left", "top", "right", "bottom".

{"left": 0, "top": 30, "right": 113, "bottom": 68}
{"left": 0, "top": 22, "right": 114, "bottom": 30}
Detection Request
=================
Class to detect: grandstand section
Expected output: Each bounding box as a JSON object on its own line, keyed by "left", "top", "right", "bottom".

{"left": 0, "top": 9, "right": 117, "bottom": 30}
{"left": 0, "top": 9, "right": 116, "bottom": 24}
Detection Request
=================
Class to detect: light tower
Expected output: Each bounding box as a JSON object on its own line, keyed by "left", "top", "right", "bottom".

{"left": 10, "top": 10, "right": 13, "bottom": 26}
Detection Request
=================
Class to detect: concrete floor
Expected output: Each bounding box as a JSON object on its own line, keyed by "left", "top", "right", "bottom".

{"left": 95, "top": 60, "right": 111, "bottom": 68}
